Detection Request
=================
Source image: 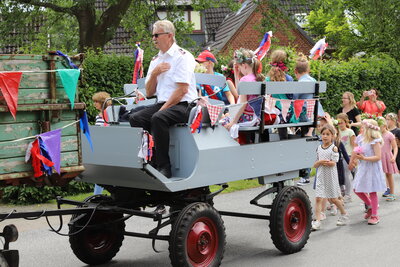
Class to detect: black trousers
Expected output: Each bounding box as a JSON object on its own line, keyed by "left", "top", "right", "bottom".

{"left": 129, "top": 102, "right": 190, "bottom": 169}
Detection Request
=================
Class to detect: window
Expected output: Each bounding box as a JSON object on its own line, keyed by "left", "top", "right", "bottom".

{"left": 156, "top": 10, "right": 203, "bottom": 33}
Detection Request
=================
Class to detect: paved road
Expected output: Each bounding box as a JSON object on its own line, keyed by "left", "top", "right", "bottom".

{"left": 1, "top": 176, "right": 400, "bottom": 267}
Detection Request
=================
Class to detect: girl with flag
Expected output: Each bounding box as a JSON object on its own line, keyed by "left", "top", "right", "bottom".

{"left": 224, "top": 48, "right": 264, "bottom": 143}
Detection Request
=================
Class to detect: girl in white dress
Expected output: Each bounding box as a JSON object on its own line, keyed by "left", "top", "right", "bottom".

{"left": 350, "top": 119, "right": 386, "bottom": 225}
{"left": 312, "top": 124, "right": 349, "bottom": 230}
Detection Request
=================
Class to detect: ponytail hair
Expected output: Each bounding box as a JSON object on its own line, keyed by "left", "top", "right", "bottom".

{"left": 253, "top": 57, "right": 265, "bottom": 81}
{"left": 267, "top": 67, "right": 286, "bottom": 81}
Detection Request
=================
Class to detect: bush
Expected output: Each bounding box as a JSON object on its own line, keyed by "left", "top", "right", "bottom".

{"left": 1, "top": 181, "right": 94, "bottom": 205}
{"left": 310, "top": 54, "right": 400, "bottom": 114}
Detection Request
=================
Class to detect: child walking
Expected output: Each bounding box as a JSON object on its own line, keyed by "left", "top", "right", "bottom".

{"left": 337, "top": 113, "right": 355, "bottom": 202}
{"left": 380, "top": 117, "right": 398, "bottom": 201}
{"left": 312, "top": 124, "right": 349, "bottom": 230}
{"left": 350, "top": 119, "right": 387, "bottom": 225}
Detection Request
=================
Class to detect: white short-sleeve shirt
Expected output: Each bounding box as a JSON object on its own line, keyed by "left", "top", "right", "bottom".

{"left": 145, "top": 43, "right": 197, "bottom": 103}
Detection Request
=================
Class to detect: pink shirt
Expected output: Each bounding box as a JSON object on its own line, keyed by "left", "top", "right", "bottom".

{"left": 240, "top": 74, "right": 257, "bottom": 113}
{"left": 357, "top": 100, "right": 386, "bottom": 116}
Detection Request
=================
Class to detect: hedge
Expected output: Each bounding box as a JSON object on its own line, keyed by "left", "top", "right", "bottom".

{"left": 310, "top": 54, "right": 400, "bottom": 115}
{"left": 79, "top": 51, "right": 400, "bottom": 122}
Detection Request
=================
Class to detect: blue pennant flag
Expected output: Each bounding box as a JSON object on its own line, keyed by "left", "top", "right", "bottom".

{"left": 38, "top": 138, "right": 53, "bottom": 176}
{"left": 56, "top": 50, "right": 78, "bottom": 69}
{"left": 248, "top": 96, "right": 263, "bottom": 119}
{"left": 80, "top": 111, "right": 93, "bottom": 151}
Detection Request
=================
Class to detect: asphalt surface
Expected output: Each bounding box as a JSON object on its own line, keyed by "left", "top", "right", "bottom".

{"left": 1, "top": 176, "right": 400, "bottom": 267}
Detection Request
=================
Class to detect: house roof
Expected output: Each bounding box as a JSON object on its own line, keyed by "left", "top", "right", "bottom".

{"left": 205, "top": 0, "right": 315, "bottom": 52}
{"left": 206, "top": 0, "right": 258, "bottom": 51}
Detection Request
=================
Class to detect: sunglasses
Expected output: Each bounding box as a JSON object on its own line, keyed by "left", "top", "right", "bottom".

{"left": 152, "top": 32, "right": 169, "bottom": 38}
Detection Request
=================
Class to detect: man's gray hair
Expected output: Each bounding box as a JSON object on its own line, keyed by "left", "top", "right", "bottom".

{"left": 153, "top": 20, "right": 176, "bottom": 42}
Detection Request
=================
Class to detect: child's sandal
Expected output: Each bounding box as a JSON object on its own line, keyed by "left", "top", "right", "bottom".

{"left": 386, "top": 194, "right": 396, "bottom": 202}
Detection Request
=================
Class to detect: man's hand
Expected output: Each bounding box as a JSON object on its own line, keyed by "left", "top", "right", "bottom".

{"left": 153, "top": 62, "right": 171, "bottom": 76}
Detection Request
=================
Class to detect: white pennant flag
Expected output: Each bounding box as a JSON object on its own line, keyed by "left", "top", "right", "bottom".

{"left": 280, "top": 99, "right": 292, "bottom": 122}
{"left": 228, "top": 103, "right": 246, "bottom": 121}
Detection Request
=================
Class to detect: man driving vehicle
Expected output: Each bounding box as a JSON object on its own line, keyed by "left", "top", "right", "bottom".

{"left": 129, "top": 20, "right": 197, "bottom": 178}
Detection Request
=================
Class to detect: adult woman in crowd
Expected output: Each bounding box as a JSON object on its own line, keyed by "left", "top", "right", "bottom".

{"left": 337, "top": 91, "right": 361, "bottom": 135}
{"left": 357, "top": 88, "right": 386, "bottom": 117}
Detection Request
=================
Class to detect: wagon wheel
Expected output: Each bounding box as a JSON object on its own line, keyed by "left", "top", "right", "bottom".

{"left": 169, "top": 202, "right": 226, "bottom": 267}
{"left": 269, "top": 186, "right": 312, "bottom": 254}
{"left": 69, "top": 195, "right": 125, "bottom": 265}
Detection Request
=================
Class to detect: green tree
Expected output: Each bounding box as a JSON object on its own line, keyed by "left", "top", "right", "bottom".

{"left": 0, "top": 0, "right": 239, "bottom": 53}
{"left": 305, "top": 0, "right": 400, "bottom": 61}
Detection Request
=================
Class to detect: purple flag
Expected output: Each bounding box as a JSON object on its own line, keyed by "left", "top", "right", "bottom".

{"left": 39, "top": 129, "right": 61, "bottom": 174}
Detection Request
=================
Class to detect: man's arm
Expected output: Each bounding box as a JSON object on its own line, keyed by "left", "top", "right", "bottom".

{"left": 146, "top": 62, "right": 171, "bottom": 97}
{"left": 160, "top": 82, "right": 188, "bottom": 111}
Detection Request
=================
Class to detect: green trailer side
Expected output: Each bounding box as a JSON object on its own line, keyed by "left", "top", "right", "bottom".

{"left": 0, "top": 53, "right": 85, "bottom": 186}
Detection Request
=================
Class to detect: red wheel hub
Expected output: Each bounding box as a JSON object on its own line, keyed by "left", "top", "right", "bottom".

{"left": 284, "top": 198, "right": 307, "bottom": 242}
{"left": 187, "top": 217, "right": 218, "bottom": 267}
{"left": 86, "top": 230, "right": 115, "bottom": 253}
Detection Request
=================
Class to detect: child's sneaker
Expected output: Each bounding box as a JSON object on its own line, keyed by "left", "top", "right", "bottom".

{"left": 368, "top": 216, "right": 380, "bottom": 225}
{"left": 320, "top": 212, "right": 326, "bottom": 221}
{"left": 382, "top": 188, "right": 390, "bottom": 197}
{"left": 336, "top": 214, "right": 349, "bottom": 226}
{"left": 311, "top": 220, "right": 321, "bottom": 230}
{"left": 297, "top": 178, "right": 310, "bottom": 186}
{"left": 330, "top": 205, "right": 338, "bottom": 216}
{"left": 386, "top": 194, "right": 396, "bottom": 201}
{"left": 343, "top": 195, "right": 352, "bottom": 203}
{"left": 364, "top": 207, "right": 372, "bottom": 220}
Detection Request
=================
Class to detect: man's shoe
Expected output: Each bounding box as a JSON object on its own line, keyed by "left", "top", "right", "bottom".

{"left": 158, "top": 167, "right": 172, "bottom": 178}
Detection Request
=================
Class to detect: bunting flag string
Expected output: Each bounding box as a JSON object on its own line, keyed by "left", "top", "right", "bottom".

{"left": 39, "top": 129, "right": 62, "bottom": 174}
{"left": 0, "top": 72, "right": 22, "bottom": 119}
{"left": 279, "top": 99, "right": 292, "bottom": 122}
{"left": 248, "top": 96, "right": 263, "bottom": 119}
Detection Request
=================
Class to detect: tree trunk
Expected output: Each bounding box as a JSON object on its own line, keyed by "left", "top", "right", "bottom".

{"left": 75, "top": 0, "right": 133, "bottom": 52}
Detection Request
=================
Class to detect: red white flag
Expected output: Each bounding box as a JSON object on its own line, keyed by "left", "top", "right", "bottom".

{"left": 207, "top": 104, "right": 224, "bottom": 126}
{"left": 310, "top": 38, "right": 328, "bottom": 60}
{"left": 306, "top": 100, "right": 316, "bottom": 120}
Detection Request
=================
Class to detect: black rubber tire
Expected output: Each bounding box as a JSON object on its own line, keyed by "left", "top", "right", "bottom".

{"left": 269, "top": 186, "right": 312, "bottom": 254}
{"left": 69, "top": 196, "right": 125, "bottom": 265}
{"left": 169, "top": 202, "right": 226, "bottom": 267}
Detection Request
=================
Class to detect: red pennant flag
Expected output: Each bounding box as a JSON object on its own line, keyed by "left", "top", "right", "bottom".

{"left": 294, "top": 100, "right": 305, "bottom": 119}
{"left": 0, "top": 72, "right": 22, "bottom": 119}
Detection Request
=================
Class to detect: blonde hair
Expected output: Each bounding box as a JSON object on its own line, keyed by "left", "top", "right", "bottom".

{"left": 268, "top": 67, "right": 286, "bottom": 81}
{"left": 362, "top": 119, "right": 382, "bottom": 144}
{"left": 342, "top": 91, "right": 356, "bottom": 109}
{"left": 92, "top": 91, "right": 111, "bottom": 107}
{"left": 153, "top": 20, "right": 176, "bottom": 42}
{"left": 234, "top": 48, "right": 265, "bottom": 81}
{"left": 270, "top": 49, "right": 287, "bottom": 63}
{"left": 294, "top": 54, "right": 310, "bottom": 74}
{"left": 386, "top": 112, "right": 398, "bottom": 123}
{"left": 336, "top": 113, "right": 350, "bottom": 128}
